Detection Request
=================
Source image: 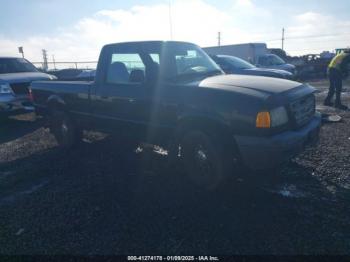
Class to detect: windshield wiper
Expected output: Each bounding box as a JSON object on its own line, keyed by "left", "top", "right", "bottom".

{"left": 201, "top": 69, "right": 223, "bottom": 77}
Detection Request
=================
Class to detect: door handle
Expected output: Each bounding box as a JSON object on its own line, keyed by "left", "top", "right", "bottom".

{"left": 100, "top": 96, "right": 109, "bottom": 100}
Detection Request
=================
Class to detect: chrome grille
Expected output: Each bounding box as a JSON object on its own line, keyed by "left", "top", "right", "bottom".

{"left": 290, "top": 95, "right": 315, "bottom": 127}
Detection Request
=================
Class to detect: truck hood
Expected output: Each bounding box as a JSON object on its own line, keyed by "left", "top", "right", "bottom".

{"left": 239, "top": 68, "right": 293, "bottom": 79}
{"left": 245, "top": 67, "right": 292, "bottom": 76}
{"left": 199, "top": 74, "right": 302, "bottom": 96}
{"left": 273, "top": 63, "right": 296, "bottom": 73}
{"left": 0, "top": 72, "right": 54, "bottom": 84}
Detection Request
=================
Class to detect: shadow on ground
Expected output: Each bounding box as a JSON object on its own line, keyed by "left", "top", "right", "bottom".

{"left": 0, "top": 116, "right": 43, "bottom": 144}
{"left": 0, "top": 133, "right": 349, "bottom": 255}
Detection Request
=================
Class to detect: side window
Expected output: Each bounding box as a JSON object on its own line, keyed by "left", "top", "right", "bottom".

{"left": 150, "top": 53, "right": 160, "bottom": 64}
{"left": 258, "top": 56, "right": 267, "bottom": 66}
{"left": 107, "top": 53, "right": 146, "bottom": 84}
{"left": 175, "top": 49, "right": 205, "bottom": 74}
{"left": 217, "top": 59, "right": 230, "bottom": 70}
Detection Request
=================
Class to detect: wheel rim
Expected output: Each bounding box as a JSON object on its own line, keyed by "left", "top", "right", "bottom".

{"left": 61, "top": 120, "right": 69, "bottom": 136}
{"left": 194, "top": 145, "right": 213, "bottom": 174}
{"left": 57, "top": 117, "right": 71, "bottom": 145}
{"left": 184, "top": 134, "right": 222, "bottom": 188}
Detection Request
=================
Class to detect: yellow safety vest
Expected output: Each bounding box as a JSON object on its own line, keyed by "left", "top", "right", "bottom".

{"left": 329, "top": 52, "right": 349, "bottom": 70}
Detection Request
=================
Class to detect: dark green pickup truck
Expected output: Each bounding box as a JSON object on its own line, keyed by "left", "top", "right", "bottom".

{"left": 31, "top": 41, "right": 321, "bottom": 189}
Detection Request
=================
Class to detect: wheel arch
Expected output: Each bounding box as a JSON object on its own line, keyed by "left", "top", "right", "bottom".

{"left": 47, "top": 95, "right": 66, "bottom": 112}
{"left": 174, "top": 114, "right": 239, "bottom": 155}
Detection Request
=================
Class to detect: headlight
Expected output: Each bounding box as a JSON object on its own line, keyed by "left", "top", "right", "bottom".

{"left": 256, "top": 106, "right": 288, "bottom": 128}
{"left": 0, "top": 83, "right": 13, "bottom": 94}
{"left": 270, "top": 106, "right": 289, "bottom": 127}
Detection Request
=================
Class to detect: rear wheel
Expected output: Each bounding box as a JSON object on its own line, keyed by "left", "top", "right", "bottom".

{"left": 0, "top": 114, "right": 8, "bottom": 123}
{"left": 181, "top": 130, "right": 236, "bottom": 190}
{"left": 50, "top": 110, "right": 82, "bottom": 148}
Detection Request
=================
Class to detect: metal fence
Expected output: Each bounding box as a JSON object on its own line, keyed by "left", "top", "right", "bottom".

{"left": 32, "top": 61, "right": 98, "bottom": 71}
{"left": 32, "top": 60, "right": 148, "bottom": 72}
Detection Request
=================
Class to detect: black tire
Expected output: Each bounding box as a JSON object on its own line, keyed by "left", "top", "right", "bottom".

{"left": 166, "top": 139, "right": 182, "bottom": 166}
{"left": 0, "top": 114, "right": 8, "bottom": 123}
{"left": 181, "top": 130, "right": 236, "bottom": 191}
{"left": 50, "top": 110, "right": 81, "bottom": 148}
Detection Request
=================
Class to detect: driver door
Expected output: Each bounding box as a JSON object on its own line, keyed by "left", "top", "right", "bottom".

{"left": 92, "top": 46, "right": 151, "bottom": 135}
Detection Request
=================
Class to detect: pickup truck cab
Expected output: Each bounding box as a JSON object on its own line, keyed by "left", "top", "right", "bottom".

{"left": 31, "top": 41, "right": 321, "bottom": 189}
{"left": 0, "top": 57, "right": 56, "bottom": 118}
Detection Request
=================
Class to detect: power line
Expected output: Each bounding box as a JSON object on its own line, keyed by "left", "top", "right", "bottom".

{"left": 283, "top": 38, "right": 350, "bottom": 45}
{"left": 287, "top": 46, "right": 344, "bottom": 52}
{"left": 266, "top": 32, "right": 350, "bottom": 42}
{"left": 262, "top": 33, "right": 350, "bottom": 42}
{"left": 287, "top": 32, "right": 350, "bottom": 40}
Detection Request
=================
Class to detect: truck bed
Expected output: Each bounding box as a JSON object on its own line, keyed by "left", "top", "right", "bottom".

{"left": 30, "top": 80, "right": 93, "bottom": 113}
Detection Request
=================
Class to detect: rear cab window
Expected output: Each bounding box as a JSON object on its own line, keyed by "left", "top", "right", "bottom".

{"left": 107, "top": 53, "right": 146, "bottom": 85}
{"left": 105, "top": 46, "right": 161, "bottom": 86}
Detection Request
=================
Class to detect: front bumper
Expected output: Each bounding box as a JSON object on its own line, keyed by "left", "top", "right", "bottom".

{"left": 0, "top": 94, "right": 34, "bottom": 116}
{"left": 235, "top": 113, "right": 322, "bottom": 170}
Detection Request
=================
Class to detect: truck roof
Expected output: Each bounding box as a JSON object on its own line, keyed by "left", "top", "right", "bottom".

{"left": 103, "top": 40, "right": 197, "bottom": 49}
{"left": 0, "top": 57, "right": 22, "bottom": 59}
{"left": 203, "top": 43, "right": 267, "bottom": 49}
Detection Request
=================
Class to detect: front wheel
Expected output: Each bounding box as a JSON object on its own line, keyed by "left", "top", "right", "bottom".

{"left": 50, "top": 110, "right": 81, "bottom": 148}
{"left": 0, "top": 114, "right": 8, "bottom": 123}
{"left": 181, "top": 130, "right": 235, "bottom": 191}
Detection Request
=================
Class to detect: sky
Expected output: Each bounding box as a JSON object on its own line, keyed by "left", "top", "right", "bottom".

{"left": 0, "top": 0, "right": 349, "bottom": 62}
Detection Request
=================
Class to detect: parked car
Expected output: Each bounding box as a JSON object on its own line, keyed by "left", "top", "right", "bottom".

{"left": 49, "top": 69, "right": 95, "bottom": 81}
{"left": 0, "top": 57, "right": 56, "bottom": 118}
{"left": 76, "top": 69, "right": 96, "bottom": 81}
{"left": 203, "top": 43, "right": 296, "bottom": 74}
{"left": 256, "top": 54, "right": 296, "bottom": 74}
{"left": 210, "top": 55, "right": 294, "bottom": 80}
{"left": 31, "top": 41, "right": 321, "bottom": 189}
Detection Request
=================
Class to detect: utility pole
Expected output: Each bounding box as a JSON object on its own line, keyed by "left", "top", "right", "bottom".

{"left": 168, "top": 0, "right": 173, "bottom": 40}
{"left": 42, "top": 49, "right": 48, "bottom": 71}
{"left": 282, "top": 28, "right": 285, "bottom": 50}
{"left": 18, "top": 47, "right": 24, "bottom": 58}
{"left": 52, "top": 55, "right": 56, "bottom": 70}
{"left": 218, "top": 32, "right": 221, "bottom": 46}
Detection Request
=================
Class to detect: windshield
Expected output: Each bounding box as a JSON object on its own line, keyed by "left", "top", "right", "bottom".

{"left": 165, "top": 43, "right": 223, "bottom": 81}
{"left": 266, "top": 54, "right": 285, "bottom": 66}
{"left": 220, "top": 56, "right": 255, "bottom": 69}
{"left": 0, "top": 58, "right": 38, "bottom": 74}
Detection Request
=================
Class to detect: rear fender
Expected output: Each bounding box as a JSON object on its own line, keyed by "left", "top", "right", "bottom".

{"left": 47, "top": 95, "right": 66, "bottom": 111}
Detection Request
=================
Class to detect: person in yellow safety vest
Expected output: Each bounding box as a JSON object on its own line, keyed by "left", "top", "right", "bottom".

{"left": 324, "top": 50, "right": 350, "bottom": 110}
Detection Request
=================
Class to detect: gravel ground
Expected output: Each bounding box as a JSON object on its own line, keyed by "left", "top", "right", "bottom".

{"left": 0, "top": 80, "right": 349, "bottom": 255}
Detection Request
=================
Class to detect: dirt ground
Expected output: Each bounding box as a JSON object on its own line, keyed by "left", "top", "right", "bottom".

{"left": 0, "top": 80, "right": 349, "bottom": 255}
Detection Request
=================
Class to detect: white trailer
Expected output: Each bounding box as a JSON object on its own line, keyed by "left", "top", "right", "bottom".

{"left": 203, "top": 43, "right": 268, "bottom": 65}
{"left": 203, "top": 43, "right": 296, "bottom": 74}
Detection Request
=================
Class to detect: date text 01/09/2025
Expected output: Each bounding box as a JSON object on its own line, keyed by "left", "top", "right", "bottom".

{"left": 127, "top": 256, "right": 220, "bottom": 261}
